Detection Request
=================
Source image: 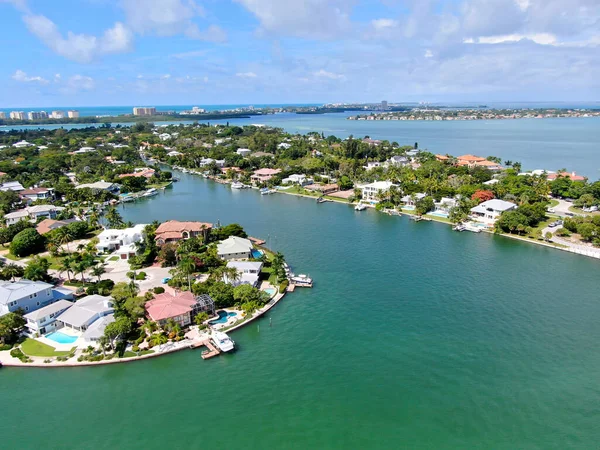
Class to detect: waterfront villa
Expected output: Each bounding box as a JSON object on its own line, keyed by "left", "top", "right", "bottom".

{"left": 361, "top": 181, "right": 397, "bottom": 204}
{"left": 470, "top": 199, "right": 517, "bottom": 225}
{"left": 401, "top": 193, "right": 427, "bottom": 206}
{"left": 457, "top": 154, "right": 487, "bottom": 167}
{"left": 434, "top": 197, "right": 458, "bottom": 213}
{"left": 251, "top": 168, "right": 281, "bottom": 185}
{"left": 224, "top": 261, "right": 263, "bottom": 287}
{"left": 56, "top": 295, "right": 114, "bottom": 332}
{"left": 155, "top": 220, "right": 212, "bottom": 245}
{"left": 96, "top": 224, "right": 147, "bottom": 256}
{"left": 145, "top": 292, "right": 214, "bottom": 327}
{"left": 36, "top": 218, "right": 77, "bottom": 235}
{"left": 0, "top": 280, "right": 74, "bottom": 317}
{"left": 305, "top": 183, "right": 339, "bottom": 195}
{"left": 118, "top": 168, "right": 156, "bottom": 179}
{"left": 4, "top": 205, "right": 65, "bottom": 226}
{"left": 75, "top": 181, "right": 120, "bottom": 193}
{"left": 217, "top": 236, "right": 254, "bottom": 260}
{"left": 547, "top": 171, "right": 586, "bottom": 182}
{"left": 23, "top": 299, "right": 73, "bottom": 336}
{"left": 20, "top": 187, "right": 55, "bottom": 203}
{"left": 82, "top": 314, "right": 115, "bottom": 343}
{"left": 282, "top": 174, "right": 312, "bottom": 186}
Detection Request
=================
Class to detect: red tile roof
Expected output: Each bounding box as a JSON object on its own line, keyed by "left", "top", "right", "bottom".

{"left": 457, "top": 154, "right": 486, "bottom": 162}
{"left": 146, "top": 291, "right": 196, "bottom": 321}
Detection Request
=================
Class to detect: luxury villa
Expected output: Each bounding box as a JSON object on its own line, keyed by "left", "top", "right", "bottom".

{"left": 154, "top": 220, "right": 213, "bottom": 245}
{"left": 4, "top": 205, "right": 65, "bottom": 226}
{"left": 361, "top": 181, "right": 397, "bottom": 204}
{"left": 470, "top": 199, "right": 517, "bottom": 225}
{"left": 145, "top": 291, "right": 215, "bottom": 327}
{"left": 96, "top": 224, "right": 148, "bottom": 258}
{"left": 250, "top": 168, "right": 281, "bottom": 185}
{"left": 0, "top": 280, "right": 73, "bottom": 317}
{"left": 216, "top": 236, "right": 255, "bottom": 260}
{"left": 224, "top": 261, "right": 263, "bottom": 287}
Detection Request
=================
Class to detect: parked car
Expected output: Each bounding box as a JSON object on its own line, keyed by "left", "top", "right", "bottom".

{"left": 162, "top": 277, "right": 171, "bottom": 284}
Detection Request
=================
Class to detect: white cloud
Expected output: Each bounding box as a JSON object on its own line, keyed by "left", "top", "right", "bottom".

{"left": 161, "top": 74, "right": 171, "bottom": 79}
{"left": 66, "top": 74, "right": 95, "bottom": 91}
{"left": 314, "top": 69, "right": 346, "bottom": 81}
{"left": 236, "top": 72, "right": 257, "bottom": 78}
{"left": 424, "top": 49, "right": 433, "bottom": 58}
{"left": 11, "top": 69, "right": 48, "bottom": 84}
{"left": 186, "top": 24, "right": 228, "bottom": 43}
{"left": 371, "top": 19, "right": 398, "bottom": 31}
{"left": 22, "top": 14, "right": 133, "bottom": 63}
{"left": 474, "top": 33, "right": 558, "bottom": 45}
{"left": 234, "top": 0, "right": 351, "bottom": 39}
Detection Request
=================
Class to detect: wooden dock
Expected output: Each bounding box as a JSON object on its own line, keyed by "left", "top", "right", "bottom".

{"left": 192, "top": 339, "right": 221, "bottom": 360}
{"left": 249, "top": 236, "right": 266, "bottom": 245}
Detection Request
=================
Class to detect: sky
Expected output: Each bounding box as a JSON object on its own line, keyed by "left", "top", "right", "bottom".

{"left": 0, "top": 0, "right": 599, "bottom": 107}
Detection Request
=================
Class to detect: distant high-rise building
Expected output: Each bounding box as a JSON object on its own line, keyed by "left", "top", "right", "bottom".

{"left": 67, "top": 110, "right": 80, "bottom": 118}
{"left": 381, "top": 100, "right": 388, "bottom": 109}
{"left": 133, "top": 107, "right": 157, "bottom": 116}
{"left": 0, "top": 112, "right": 5, "bottom": 119}
{"left": 27, "top": 111, "right": 48, "bottom": 120}
{"left": 10, "top": 111, "right": 26, "bottom": 120}
{"left": 50, "top": 110, "right": 65, "bottom": 119}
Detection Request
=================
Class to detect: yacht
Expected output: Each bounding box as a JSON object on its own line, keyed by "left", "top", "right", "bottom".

{"left": 464, "top": 223, "right": 483, "bottom": 233}
{"left": 355, "top": 203, "right": 367, "bottom": 211}
{"left": 260, "top": 187, "right": 276, "bottom": 195}
{"left": 231, "top": 181, "right": 245, "bottom": 189}
{"left": 211, "top": 331, "right": 235, "bottom": 352}
{"left": 453, "top": 223, "right": 466, "bottom": 232}
{"left": 143, "top": 188, "right": 158, "bottom": 197}
{"left": 291, "top": 274, "right": 313, "bottom": 287}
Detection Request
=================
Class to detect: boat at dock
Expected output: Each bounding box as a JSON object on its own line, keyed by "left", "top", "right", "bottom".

{"left": 231, "top": 181, "right": 248, "bottom": 189}
{"left": 464, "top": 223, "right": 483, "bottom": 233}
{"left": 211, "top": 331, "right": 235, "bottom": 352}
{"left": 410, "top": 215, "right": 423, "bottom": 222}
{"left": 355, "top": 203, "right": 366, "bottom": 211}
{"left": 453, "top": 224, "right": 467, "bottom": 232}
{"left": 316, "top": 197, "right": 331, "bottom": 203}
{"left": 290, "top": 274, "right": 313, "bottom": 287}
{"left": 143, "top": 188, "right": 158, "bottom": 197}
{"left": 260, "top": 187, "right": 276, "bottom": 195}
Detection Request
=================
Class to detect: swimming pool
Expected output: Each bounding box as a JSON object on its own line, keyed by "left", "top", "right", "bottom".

{"left": 429, "top": 211, "right": 449, "bottom": 218}
{"left": 45, "top": 331, "right": 78, "bottom": 344}
{"left": 209, "top": 311, "right": 238, "bottom": 325}
{"left": 264, "top": 288, "right": 277, "bottom": 297}
{"left": 251, "top": 249, "right": 263, "bottom": 259}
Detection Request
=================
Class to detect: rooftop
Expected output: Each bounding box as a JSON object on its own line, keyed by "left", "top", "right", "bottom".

{"left": 0, "top": 280, "right": 54, "bottom": 305}
{"left": 56, "top": 295, "right": 114, "bottom": 328}
{"left": 146, "top": 291, "right": 197, "bottom": 321}
{"left": 23, "top": 299, "right": 73, "bottom": 321}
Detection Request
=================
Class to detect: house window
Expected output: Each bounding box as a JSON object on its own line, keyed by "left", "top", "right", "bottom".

{"left": 36, "top": 302, "right": 40, "bottom": 306}
{"left": 34, "top": 293, "right": 37, "bottom": 298}
{"left": 25, "top": 306, "right": 29, "bottom": 311}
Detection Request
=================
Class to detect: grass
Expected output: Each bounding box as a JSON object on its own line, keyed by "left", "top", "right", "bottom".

{"left": 3, "top": 253, "right": 27, "bottom": 261}
{"left": 107, "top": 256, "right": 119, "bottom": 261}
{"left": 21, "top": 338, "right": 73, "bottom": 357}
{"left": 548, "top": 199, "right": 559, "bottom": 207}
{"left": 122, "top": 349, "right": 154, "bottom": 358}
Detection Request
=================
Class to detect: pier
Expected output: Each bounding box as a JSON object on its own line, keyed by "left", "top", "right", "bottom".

{"left": 191, "top": 339, "right": 221, "bottom": 360}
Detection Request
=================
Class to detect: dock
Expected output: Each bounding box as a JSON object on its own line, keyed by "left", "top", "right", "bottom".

{"left": 249, "top": 236, "right": 266, "bottom": 245}
{"left": 192, "top": 339, "right": 222, "bottom": 360}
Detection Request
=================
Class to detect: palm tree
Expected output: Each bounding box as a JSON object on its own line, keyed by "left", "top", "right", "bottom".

{"left": 150, "top": 333, "right": 168, "bottom": 347}
{"left": 91, "top": 264, "right": 106, "bottom": 282}
{"left": 178, "top": 257, "right": 196, "bottom": 290}
{"left": 3, "top": 263, "right": 23, "bottom": 281}
{"left": 58, "top": 257, "right": 73, "bottom": 282}
{"left": 54, "top": 226, "right": 74, "bottom": 252}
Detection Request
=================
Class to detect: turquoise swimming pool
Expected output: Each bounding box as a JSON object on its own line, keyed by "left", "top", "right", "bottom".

{"left": 251, "top": 249, "right": 263, "bottom": 259}
{"left": 45, "top": 331, "right": 78, "bottom": 344}
{"left": 429, "top": 211, "right": 449, "bottom": 218}
{"left": 209, "top": 310, "right": 237, "bottom": 325}
{"left": 264, "top": 288, "right": 277, "bottom": 297}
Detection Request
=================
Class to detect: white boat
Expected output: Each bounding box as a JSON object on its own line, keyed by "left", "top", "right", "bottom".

{"left": 453, "top": 224, "right": 466, "bottom": 232}
{"left": 355, "top": 203, "right": 366, "bottom": 211}
{"left": 291, "top": 274, "right": 313, "bottom": 287}
{"left": 260, "top": 187, "right": 275, "bottom": 195}
{"left": 231, "top": 181, "right": 245, "bottom": 189}
{"left": 143, "top": 188, "right": 158, "bottom": 197}
{"left": 211, "top": 331, "right": 235, "bottom": 352}
{"left": 464, "top": 223, "right": 483, "bottom": 233}
{"left": 121, "top": 196, "right": 136, "bottom": 203}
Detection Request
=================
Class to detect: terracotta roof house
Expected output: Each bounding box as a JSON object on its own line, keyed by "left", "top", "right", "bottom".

{"left": 20, "top": 187, "right": 54, "bottom": 202}
{"left": 473, "top": 160, "right": 504, "bottom": 171}
{"left": 36, "top": 218, "right": 77, "bottom": 235}
{"left": 435, "top": 154, "right": 449, "bottom": 161}
{"left": 547, "top": 171, "right": 586, "bottom": 182}
{"left": 155, "top": 220, "right": 212, "bottom": 245}
{"left": 145, "top": 291, "right": 214, "bottom": 327}
{"left": 456, "top": 154, "right": 487, "bottom": 167}
{"left": 118, "top": 168, "right": 156, "bottom": 179}
{"left": 250, "top": 168, "right": 281, "bottom": 184}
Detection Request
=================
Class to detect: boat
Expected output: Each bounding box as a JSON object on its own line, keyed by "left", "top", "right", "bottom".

{"left": 410, "top": 215, "right": 423, "bottom": 222}
{"left": 355, "top": 203, "right": 367, "bottom": 211}
{"left": 316, "top": 197, "right": 331, "bottom": 203}
{"left": 143, "top": 188, "right": 158, "bottom": 197}
{"left": 260, "top": 187, "right": 276, "bottom": 195}
{"left": 211, "top": 331, "right": 235, "bottom": 352}
{"left": 291, "top": 274, "right": 313, "bottom": 287}
{"left": 231, "top": 181, "right": 245, "bottom": 189}
{"left": 464, "top": 223, "right": 483, "bottom": 233}
{"left": 453, "top": 224, "right": 466, "bottom": 232}
{"left": 121, "top": 196, "right": 136, "bottom": 203}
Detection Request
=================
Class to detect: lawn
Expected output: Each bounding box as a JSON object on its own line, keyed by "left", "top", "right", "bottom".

{"left": 548, "top": 199, "right": 559, "bottom": 207}
{"left": 3, "top": 252, "right": 27, "bottom": 261}
{"left": 21, "top": 338, "right": 73, "bottom": 357}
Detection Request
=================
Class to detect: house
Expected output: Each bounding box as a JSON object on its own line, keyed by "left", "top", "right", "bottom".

{"left": 388, "top": 155, "right": 409, "bottom": 166}
{"left": 145, "top": 291, "right": 214, "bottom": 327}
{"left": 250, "top": 168, "right": 281, "bottom": 184}
{"left": 154, "top": 220, "right": 212, "bottom": 245}
{"left": 547, "top": 171, "right": 586, "bottom": 182}
{"left": 0, "top": 280, "right": 74, "bottom": 317}
{"left": 456, "top": 154, "right": 487, "bottom": 167}
{"left": 362, "top": 138, "right": 382, "bottom": 146}
{"left": 361, "top": 181, "right": 397, "bottom": 203}
{"left": 470, "top": 199, "right": 517, "bottom": 225}
{"left": 365, "top": 161, "right": 384, "bottom": 170}
{"left": 0, "top": 181, "right": 25, "bottom": 192}
{"left": 96, "top": 224, "right": 147, "bottom": 255}
{"left": 474, "top": 160, "right": 504, "bottom": 171}
{"left": 483, "top": 179, "right": 500, "bottom": 186}
{"left": 217, "top": 236, "right": 254, "bottom": 260}
{"left": 277, "top": 143, "right": 291, "bottom": 150}
{"left": 236, "top": 148, "right": 252, "bottom": 157}
{"left": 435, "top": 154, "right": 450, "bottom": 161}
{"left": 434, "top": 197, "right": 457, "bottom": 213}
{"left": 224, "top": 261, "right": 263, "bottom": 287}
{"left": 305, "top": 183, "right": 339, "bottom": 195}
{"left": 118, "top": 168, "right": 156, "bottom": 179}
{"left": 24, "top": 299, "right": 73, "bottom": 336}
{"left": 82, "top": 314, "right": 115, "bottom": 343}
{"left": 406, "top": 149, "right": 420, "bottom": 158}
{"left": 13, "top": 140, "right": 34, "bottom": 148}
{"left": 282, "top": 174, "right": 312, "bottom": 186}
{"left": 36, "top": 218, "right": 77, "bottom": 235}
{"left": 20, "top": 187, "right": 54, "bottom": 202}
{"left": 76, "top": 181, "right": 120, "bottom": 193}
{"left": 167, "top": 150, "right": 183, "bottom": 157}
{"left": 56, "top": 295, "right": 114, "bottom": 332}
{"left": 400, "top": 193, "right": 427, "bottom": 206}
{"left": 253, "top": 151, "right": 275, "bottom": 158}
{"left": 4, "top": 205, "right": 65, "bottom": 226}
{"left": 159, "top": 133, "right": 171, "bottom": 141}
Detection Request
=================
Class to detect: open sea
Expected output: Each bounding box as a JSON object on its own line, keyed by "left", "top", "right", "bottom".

{"left": 1, "top": 171, "right": 599, "bottom": 449}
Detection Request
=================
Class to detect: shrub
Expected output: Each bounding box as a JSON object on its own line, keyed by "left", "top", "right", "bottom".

{"left": 66, "top": 221, "right": 89, "bottom": 239}
{"left": 556, "top": 228, "right": 571, "bottom": 237}
{"left": 0, "top": 343, "right": 13, "bottom": 351}
{"left": 136, "top": 271, "right": 147, "bottom": 280}
{"left": 153, "top": 286, "right": 165, "bottom": 294}
{"left": 279, "top": 280, "right": 289, "bottom": 292}
{"left": 10, "top": 228, "right": 46, "bottom": 257}
{"left": 44, "top": 359, "right": 52, "bottom": 363}
{"left": 132, "top": 345, "right": 140, "bottom": 352}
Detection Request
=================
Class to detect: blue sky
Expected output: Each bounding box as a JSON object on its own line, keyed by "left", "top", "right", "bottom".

{"left": 0, "top": 0, "right": 598, "bottom": 107}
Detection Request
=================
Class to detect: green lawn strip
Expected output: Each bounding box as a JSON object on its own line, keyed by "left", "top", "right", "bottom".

{"left": 4, "top": 253, "right": 27, "bottom": 261}
{"left": 21, "top": 338, "right": 71, "bottom": 357}
{"left": 548, "top": 199, "right": 559, "bottom": 207}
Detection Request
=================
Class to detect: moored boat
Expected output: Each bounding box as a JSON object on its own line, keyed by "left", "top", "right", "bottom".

{"left": 143, "top": 188, "right": 158, "bottom": 197}
{"left": 211, "top": 331, "right": 235, "bottom": 352}
{"left": 291, "top": 274, "right": 313, "bottom": 287}
{"left": 231, "top": 181, "right": 245, "bottom": 189}
{"left": 355, "top": 203, "right": 366, "bottom": 211}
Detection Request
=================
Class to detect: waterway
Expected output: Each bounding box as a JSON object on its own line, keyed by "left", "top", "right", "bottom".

{"left": 1, "top": 171, "right": 599, "bottom": 449}
{"left": 4, "top": 113, "right": 600, "bottom": 178}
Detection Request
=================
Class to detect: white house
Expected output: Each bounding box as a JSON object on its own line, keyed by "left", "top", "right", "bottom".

{"left": 167, "top": 151, "right": 182, "bottom": 157}
{"left": 277, "top": 143, "right": 291, "bottom": 149}
{"left": 96, "top": 224, "right": 147, "bottom": 255}
{"left": 217, "top": 236, "right": 254, "bottom": 260}
{"left": 470, "top": 199, "right": 517, "bottom": 225}
{"left": 401, "top": 193, "right": 427, "bottom": 206}
{"left": 236, "top": 148, "right": 252, "bottom": 157}
{"left": 434, "top": 197, "right": 457, "bottom": 213}
{"left": 159, "top": 133, "right": 171, "bottom": 141}
{"left": 365, "top": 161, "right": 384, "bottom": 170}
{"left": 282, "top": 174, "right": 312, "bottom": 186}
{"left": 82, "top": 314, "right": 115, "bottom": 343}
{"left": 361, "top": 181, "right": 397, "bottom": 203}
{"left": 73, "top": 147, "right": 95, "bottom": 154}
{"left": 224, "top": 261, "right": 263, "bottom": 287}
{"left": 20, "top": 187, "right": 54, "bottom": 202}
{"left": 56, "top": 295, "right": 114, "bottom": 332}
{"left": 0, "top": 280, "right": 74, "bottom": 317}
{"left": 13, "top": 140, "right": 34, "bottom": 148}
{"left": 4, "top": 205, "right": 65, "bottom": 226}
{"left": 388, "top": 155, "right": 409, "bottom": 167}
{"left": 75, "top": 181, "right": 119, "bottom": 193}
{"left": 24, "top": 299, "right": 73, "bottom": 336}
{"left": 0, "top": 181, "right": 25, "bottom": 192}
{"left": 483, "top": 179, "right": 500, "bottom": 186}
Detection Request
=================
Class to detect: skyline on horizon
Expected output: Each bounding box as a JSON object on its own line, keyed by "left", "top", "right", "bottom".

{"left": 1, "top": 0, "right": 599, "bottom": 107}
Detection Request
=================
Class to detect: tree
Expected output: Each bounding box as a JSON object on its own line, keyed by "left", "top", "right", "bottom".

{"left": 339, "top": 176, "right": 353, "bottom": 190}
{"left": 178, "top": 257, "right": 196, "bottom": 290}
{"left": 103, "top": 316, "right": 132, "bottom": 350}
{"left": 150, "top": 333, "right": 168, "bottom": 347}
{"left": 53, "top": 226, "right": 74, "bottom": 252}
{"left": 415, "top": 196, "right": 435, "bottom": 216}
{"left": 577, "top": 222, "right": 597, "bottom": 242}
{"left": 207, "top": 281, "right": 235, "bottom": 308}
{"left": 158, "top": 243, "right": 177, "bottom": 267}
{"left": 0, "top": 312, "right": 26, "bottom": 344}
{"left": 104, "top": 207, "right": 125, "bottom": 229}
{"left": 544, "top": 232, "right": 553, "bottom": 241}
{"left": 233, "top": 284, "right": 268, "bottom": 305}
{"left": 2, "top": 263, "right": 24, "bottom": 281}
{"left": 10, "top": 228, "right": 46, "bottom": 257}
{"left": 91, "top": 264, "right": 106, "bottom": 282}
{"left": 471, "top": 190, "right": 495, "bottom": 204}
{"left": 58, "top": 257, "right": 73, "bottom": 282}
{"left": 111, "top": 282, "right": 140, "bottom": 317}
{"left": 23, "top": 256, "right": 51, "bottom": 282}
{"left": 195, "top": 312, "right": 209, "bottom": 327}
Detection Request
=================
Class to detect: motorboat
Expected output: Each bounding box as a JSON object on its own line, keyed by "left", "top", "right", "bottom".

{"left": 290, "top": 274, "right": 313, "bottom": 287}
{"left": 211, "top": 331, "right": 235, "bottom": 352}
{"left": 355, "top": 203, "right": 367, "bottom": 211}
{"left": 231, "top": 181, "right": 245, "bottom": 189}
{"left": 316, "top": 197, "right": 331, "bottom": 203}
{"left": 453, "top": 224, "right": 466, "bottom": 232}
{"left": 260, "top": 187, "right": 276, "bottom": 195}
{"left": 143, "top": 188, "right": 158, "bottom": 197}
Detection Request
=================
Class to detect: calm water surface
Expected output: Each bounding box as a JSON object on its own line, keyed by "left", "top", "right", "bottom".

{"left": 1, "top": 172, "right": 599, "bottom": 449}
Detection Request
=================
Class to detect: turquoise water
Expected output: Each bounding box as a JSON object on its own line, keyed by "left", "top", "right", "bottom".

{"left": 264, "top": 288, "right": 277, "bottom": 297}
{"left": 2, "top": 169, "right": 600, "bottom": 449}
{"left": 251, "top": 249, "right": 263, "bottom": 259}
{"left": 45, "top": 331, "right": 78, "bottom": 344}
{"left": 208, "top": 310, "right": 238, "bottom": 324}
